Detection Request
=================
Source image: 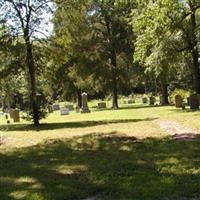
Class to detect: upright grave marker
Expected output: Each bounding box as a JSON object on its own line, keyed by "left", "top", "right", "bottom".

{"left": 98, "top": 102, "right": 106, "bottom": 109}
{"left": 149, "top": 96, "right": 156, "bottom": 105}
{"left": 60, "top": 107, "right": 69, "bottom": 115}
{"left": 48, "top": 105, "right": 53, "bottom": 113}
{"left": 142, "top": 97, "right": 148, "bottom": 104}
{"left": 189, "top": 94, "right": 199, "bottom": 110}
{"left": 81, "top": 93, "right": 90, "bottom": 113}
{"left": 52, "top": 104, "right": 60, "bottom": 111}
{"left": 13, "top": 109, "right": 20, "bottom": 122}
{"left": 175, "top": 95, "right": 183, "bottom": 108}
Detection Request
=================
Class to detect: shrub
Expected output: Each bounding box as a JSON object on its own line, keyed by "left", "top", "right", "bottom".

{"left": 169, "top": 89, "right": 190, "bottom": 104}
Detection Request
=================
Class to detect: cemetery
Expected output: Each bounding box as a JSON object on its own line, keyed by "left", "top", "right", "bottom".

{"left": 0, "top": 93, "right": 200, "bottom": 200}
{"left": 0, "top": 0, "right": 200, "bottom": 200}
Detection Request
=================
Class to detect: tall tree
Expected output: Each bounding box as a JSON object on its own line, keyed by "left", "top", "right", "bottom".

{"left": 131, "top": 0, "right": 200, "bottom": 96}
{"left": 52, "top": 0, "right": 135, "bottom": 109}
{"left": 52, "top": 0, "right": 93, "bottom": 106}
{"left": 90, "top": 0, "right": 134, "bottom": 108}
{"left": 0, "top": 0, "right": 53, "bottom": 125}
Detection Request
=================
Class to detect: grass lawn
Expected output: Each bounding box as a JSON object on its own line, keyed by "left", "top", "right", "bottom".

{"left": 0, "top": 103, "right": 200, "bottom": 200}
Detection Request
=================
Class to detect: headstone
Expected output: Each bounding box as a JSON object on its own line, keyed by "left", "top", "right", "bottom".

{"left": 75, "top": 105, "right": 80, "bottom": 113}
{"left": 65, "top": 105, "right": 74, "bottom": 111}
{"left": 187, "top": 97, "right": 190, "bottom": 106}
{"left": 142, "top": 97, "right": 148, "bottom": 104}
{"left": 189, "top": 94, "right": 199, "bottom": 110}
{"left": 159, "top": 95, "right": 165, "bottom": 105}
{"left": 60, "top": 107, "right": 69, "bottom": 115}
{"left": 159, "top": 96, "right": 163, "bottom": 105}
{"left": 98, "top": 102, "right": 106, "bottom": 109}
{"left": 52, "top": 104, "right": 60, "bottom": 111}
{"left": 13, "top": 109, "right": 20, "bottom": 122}
{"left": 149, "top": 96, "right": 156, "bottom": 105}
{"left": 182, "top": 103, "right": 186, "bottom": 110}
{"left": 123, "top": 100, "right": 127, "bottom": 104}
{"left": 127, "top": 99, "right": 133, "bottom": 104}
{"left": 48, "top": 105, "right": 53, "bottom": 113}
{"left": 81, "top": 93, "right": 90, "bottom": 113}
{"left": 175, "top": 95, "right": 183, "bottom": 108}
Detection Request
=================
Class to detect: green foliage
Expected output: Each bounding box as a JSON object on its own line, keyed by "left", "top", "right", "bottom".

{"left": 50, "top": 0, "right": 136, "bottom": 104}
{"left": 1, "top": 0, "right": 200, "bottom": 122}
{"left": 130, "top": 0, "right": 200, "bottom": 93}
{"left": 131, "top": 0, "right": 181, "bottom": 83}
{"left": 23, "top": 107, "right": 48, "bottom": 122}
{"left": 169, "top": 88, "right": 190, "bottom": 104}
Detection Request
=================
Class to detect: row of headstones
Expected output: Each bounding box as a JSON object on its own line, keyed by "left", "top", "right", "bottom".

{"left": 50, "top": 103, "right": 107, "bottom": 116}
{"left": 123, "top": 98, "right": 154, "bottom": 105}
{"left": 175, "top": 94, "right": 200, "bottom": 110}
{"left": 49, "top": 93, "right": 93, "bottom": 115}
{"left": 123, "top": 99, "right": 135, "bottom": 104}
{"left": 142, "top": 97, "right": 157, "bottom": 105}
{"left": 51, "top": 95, "right": 158, "bottom": 115}
{"left": 124, "top": 97, "right": 158, "bottom": 105}
{"left": 48, "top": 104, "right": 73, "bottom": 115}
{"left": 121, "top": 97, "right": 156, "bottom": 105}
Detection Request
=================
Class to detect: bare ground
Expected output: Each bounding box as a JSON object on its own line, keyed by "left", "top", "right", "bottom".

{"left": 158, "top": 120, "right": 200, "bottom": 141}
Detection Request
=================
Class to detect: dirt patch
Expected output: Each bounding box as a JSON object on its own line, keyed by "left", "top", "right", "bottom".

{"left": 159, "top": 120, "right": 200, "bottom": 141}
{"left": 0, "top": 135, "right": 7, "bottom": 146}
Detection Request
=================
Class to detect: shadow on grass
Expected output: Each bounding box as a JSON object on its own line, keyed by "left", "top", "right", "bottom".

{"left": 1, "top": 133, "right": 200, "bottom": 200}
{"left": 2, "top": 117, "right": 159, "bottom": 132}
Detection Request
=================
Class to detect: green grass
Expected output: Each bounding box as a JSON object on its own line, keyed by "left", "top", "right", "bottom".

{"left": 1, "top": 135, "right": 200, "bottom": 200}
{"left": 0, "top": 104, "right": 200, "bottom": 199}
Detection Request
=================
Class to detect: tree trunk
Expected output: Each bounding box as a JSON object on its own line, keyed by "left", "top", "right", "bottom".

{"left": 77, "top": 89, "right": 82, "bottom": 108}
{"left": 111, "top": 50, "right": 118, "bottom": 109}
{"left": 112, "top": 73, "right": 118, "bottom": 109}
{"left": 25, "top": 36, "right": 39, "bottom": 126}
{"left": 189, "top": 6, "right": 200, "bottom": 94}
{"left": 154, "top": 78, "right": 158, "bottom": 94}
{"left": 160, "top": 83, "right": 169, "bottom": 105}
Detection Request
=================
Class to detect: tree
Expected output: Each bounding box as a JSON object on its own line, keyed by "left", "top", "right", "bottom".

{"left": 51, "top": 0, "right": 93, "bottom": 107}
{"left": 51, "top": 0, "right": 135, "bottom": 109}
{"left": 89, "top": 0, "right": 134, "bottom": 108}
{"left": 130, "top": 0, "right": 200, "bottom": 98}
{"left": 0, "top": 0, "right": 53, "bottom": 125}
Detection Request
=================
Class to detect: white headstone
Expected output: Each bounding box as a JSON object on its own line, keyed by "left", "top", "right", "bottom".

{"left": 52, "top": 104, "right": 60, "bottom": 111}
{"left": 60, "top": 108, "right": 69, "bottom": 115}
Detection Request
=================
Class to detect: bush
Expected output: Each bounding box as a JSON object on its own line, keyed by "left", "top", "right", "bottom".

{"left": 22, "top": 106, "right": 48, "bottom": 121}
{"left": 169, "top": 89, "right": 190, "bottom": 104}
